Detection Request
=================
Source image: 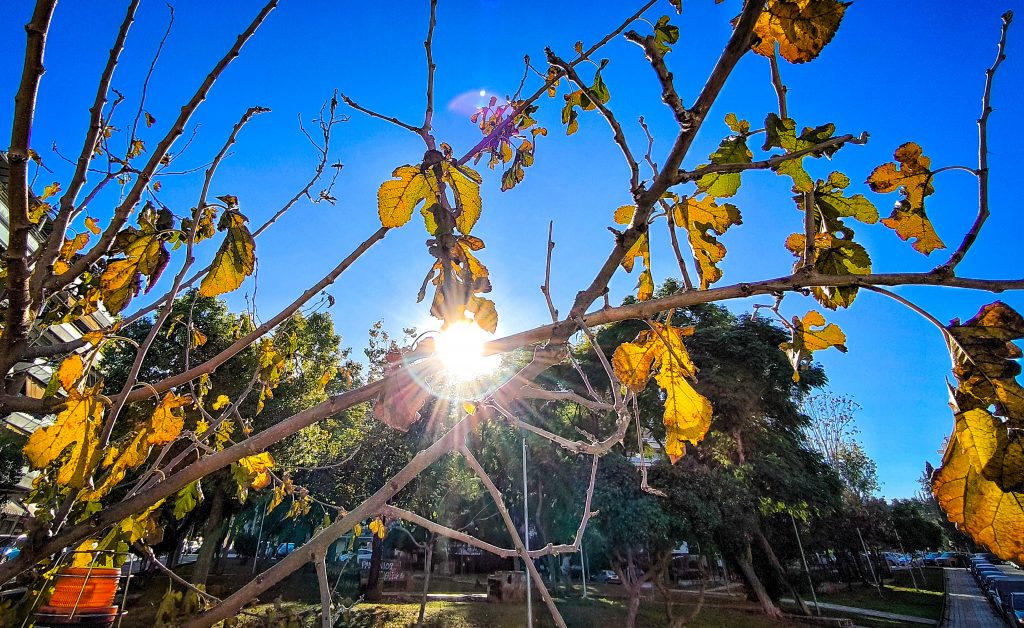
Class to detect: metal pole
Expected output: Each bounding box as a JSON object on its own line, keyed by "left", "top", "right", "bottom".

{"left": 857, "top": 527, "right": 882, "bottom": 597}
{"left": 581, "top": 541, "right": 589, "bottom": 599}
{"left": 791, "top": 515, "right": 820, "bottom": 615}
{"left": 522, "top": 435, "right": 533, "bottom": 628}
{"left": 252, "top": 500, "right": 267, "bottom": 575}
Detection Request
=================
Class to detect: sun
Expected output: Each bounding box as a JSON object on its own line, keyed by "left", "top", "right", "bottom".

{"left": 433, "top": 322, "right": 500, "bottom": 382}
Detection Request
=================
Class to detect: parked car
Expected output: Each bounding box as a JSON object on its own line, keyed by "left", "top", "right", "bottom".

{"left": 993, "top": 579, "right": 1024, "bottom": 614}
{"left": 923, "top": 552, "right": 941, "bottom": 566}
{"left": 1007, "top": 592, "right": 1024, "bottom": 626}
{"left": 0, "top": 534, "right": 26, "bottom": 563}
{"left": 593, "top": 569, "right": 620, "bottom": 584}
{"left": 274, "top": 542, "right": 296, "bottom": 558}
{"left": 936, "top": 551, "right": 966, "bottom": 567}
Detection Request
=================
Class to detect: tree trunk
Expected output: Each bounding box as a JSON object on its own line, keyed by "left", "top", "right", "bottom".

{"left": 192, "top": 490, "right": 226, "bottom": 587}
{"left": 625, "top": 591, "right": 642, "bottom": 628}
{"left": 754, "top": 525, "right": 810, "bottom": 615}
{"left": 416, "top": 536, "right": 435, "bottom": 628}
{"left": 365, "top": 532, "right": 384, "bottom": 601}
{"left": 734, "top": 543, "right": 782, "bottom": 619}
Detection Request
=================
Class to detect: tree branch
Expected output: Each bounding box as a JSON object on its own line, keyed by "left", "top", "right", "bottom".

{"left": 936, "top": 10, "right": 1013, "bottom": 274}
{"left": 47, "top": 0, "right": 280, "bottom": 292}
{"left": 0, "top": 0, "right": 58, "bottom": 378}
{"left": 31, "top": 0, "right": 141, "bottom": 302}
{"left": 460, "top": 444, "right": 567, "bottom": 628}
{"left": 675, "top": 132, "right": 868, "bottom": 184}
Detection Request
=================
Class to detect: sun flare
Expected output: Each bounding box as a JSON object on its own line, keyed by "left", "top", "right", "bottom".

{"left": 433, "top": 322, "right": 500, "bottom": 382}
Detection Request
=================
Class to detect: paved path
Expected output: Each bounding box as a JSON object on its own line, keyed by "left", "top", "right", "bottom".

{"left": 781, "top": 598, "right": 937, "bottom": 625}
{"left": 941, "top": 567, "right": 1005, "bottom": 628}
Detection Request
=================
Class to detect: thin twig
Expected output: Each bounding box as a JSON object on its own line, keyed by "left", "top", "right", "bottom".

{"left": 541, "top": 221, "right": 559, "bottom": 322}
{"left": 676, "top": 132, "right": 869, "bottom": 183}
{"left": 421, "top": 0, "right": 438, "bottom": 148}
{"left": 459, "top": 444, "right": 568, "bottom": 628}
{"left": 625, "top": 30, "right": 689, "bottom": 128}
{"left": 937, "top": 10, "right": 1013, "bottom": 273}
{"left": 768, "top": 49, "right": 788, "bottom": 119}
{"left": 663, "top": 197, "right": 694, "bottom": 290}
{"left": 547, "top": 52, "right": 641, "bottom": 196}
{"left": 340, "top": 94, "right": 421, "bottom": 134}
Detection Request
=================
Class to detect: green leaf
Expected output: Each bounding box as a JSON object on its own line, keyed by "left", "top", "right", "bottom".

{"left": 654, "top": 16, "right": 679, "bottom": 55}
{"left": 762, "top": 113, "right": 838, "bottom": 192}
{"left": 174, "top": 481, "right": 203, "bottom": 520}
{"left": 785, "top": 232, "right": 871, "bottom": 309}
{"left": 695, "top": 135, "right": 752, "bottom": 198}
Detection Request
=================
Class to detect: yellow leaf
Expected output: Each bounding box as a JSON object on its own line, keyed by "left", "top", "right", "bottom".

{"left": 752, "top": 0, "right": 850, "bottom": 64}
{"left": 24, "top": 389, "right": 104, "bottom": 488}
{"left": 99, "top": 228, "right": 168, "bottom": 312}
{"left": 317, "top": 369, "right": 335, "bottom": 390}
{"left": 675, "top": 195, "right": 742, "bottom": 289}
{"left": 353, "top": 524, "right": 362, "bottom": 537}
{"left": 946, "top": 301, "right": 1024, "bottom": 420}
{"left": 467, "top": 296, "right": 498, "bottom": 333}
{"left": 612, "top": 322, "right": 710, "bottom": 461}
{"left": 199, "top": 210, "right": 255, "bottom": 297}
{"left": 369, "top": 518, "right": 386, "bottom": 539}
{"left": 195, "top": 419, "right": 209, "bottom": 435}
{"left": 446, "top": 164, "right": 482, "bottom": 234}
{"left": 150, "top": 392, "right": 190, "bottom": 445}
{"left": 612, "top": 331, "right": 662, "bottom": 393}
{"left": 56, "top": 354, "right": 85, "bottom": 392}
{"left": 463, "top": 401, "right": 477, "bottom": 415}
{"left": 82, "top": 330, "right": 105, "bottom": 345}
{"left": 613, "top": 205, "right": 635, "bottom": 225}
{"left": 779, "top": 310, "right": 847, "bottom": 380}
{"left": 868, "top": 142, "right": 943, "bottom": 255}
{"left": 638, "top": 269, "right": 654, "bottom": 302}
{"left": 85, "top": 217, "right": 102, "bottom": 235}
{"left": 377, "top": 165, "right": 438, "bottom": 228}
{"left": 211, "top": 394, "right": 230, "bottom": 411}
{"left": 191, "top": 328, "right": 207, "bottom": 349}
{"left": 128, "top": 138, "right": 146, "bottom": 159}
{"left": 42, "top": 182, "right": 61, "bottom": 200}
{"left": 933, "top": 406, "right": 1024, "bottom": 562}
{"left": 237, "top": 452, "right": 275, "bottom": 490}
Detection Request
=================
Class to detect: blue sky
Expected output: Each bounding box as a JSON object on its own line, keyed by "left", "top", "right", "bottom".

{"left": 2, "top": 1, "right": 1021, "bottom": 499}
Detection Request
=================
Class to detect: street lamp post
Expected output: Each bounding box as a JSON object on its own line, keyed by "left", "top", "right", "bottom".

{"left": 522, "top": 434, "right": 533, "bottom": 628}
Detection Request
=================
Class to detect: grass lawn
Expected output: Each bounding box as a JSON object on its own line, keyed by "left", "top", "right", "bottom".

{"left": 814, "top": 567, "right": 944, "bottom": 621}
{"left": 233, "top": 598, "right": 805, "bottom": 627}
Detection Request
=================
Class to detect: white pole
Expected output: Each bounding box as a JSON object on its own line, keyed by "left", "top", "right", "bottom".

{"left": 522, "top": 435, "right": 533, "bottom": 628}
{"left": 791, "top": 514, "right": 820, "bottom": 615}
{"left": 581, "top": 541, "right": 588, "bottom": 599}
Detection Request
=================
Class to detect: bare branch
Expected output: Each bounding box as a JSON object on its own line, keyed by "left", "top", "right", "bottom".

{"left": 547, "top": 51, "right": 641, "bottom": 195}
{"left": 937, "top": 10, "right": 1013, "bottom": 274}
{"left": 675, "top": 132, "right": 869, "bottom": 184}
{"left": 421, "top": 0, "right": 438, "bottom": 147}
{"left": 31, "top": 0, "right": 141, "bottom": 300}
{"left": 0, "top": 0, "right": 58, "bottom": 377}
{"left": 340, "top": 94, "right": 421, "bottom": 135}
{"left": 625, "top": 30, "right": 689, "bottom": 127}
{"left": 460, "top": 444, "right": 567, "bottom": 628}
{"left": 541, "top": 221, "right": 559, "bottom": 322}
{"left": 768, "top": 49, "right": 788, "bottom": 119}
{"left": 48, "top": 0, "right": 280, "bottom": 292}
{"left": 518, "top": 386, "right": 612, "bottom": 412}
